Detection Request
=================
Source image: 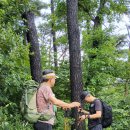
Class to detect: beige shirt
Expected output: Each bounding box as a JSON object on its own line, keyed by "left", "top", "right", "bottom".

{"left": 36, "top": 84, "right": 55, "bottom": 125}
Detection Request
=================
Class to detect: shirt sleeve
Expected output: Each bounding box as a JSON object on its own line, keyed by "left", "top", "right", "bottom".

{"left": 42, "top": 86, "right": 54, "bottom": 101}
{"left": 95, "top": 100, "right": 102, "bottom": 111}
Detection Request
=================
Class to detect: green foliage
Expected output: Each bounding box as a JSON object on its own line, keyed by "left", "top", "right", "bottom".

{"left": 54, "top": 61, "right": 70, "bottom": 100}
{"left": 80, "top": 1, "right": 130, "bottom": 128}
{"left": 98, "top": 85, "right": 130, "bottom": 130}
{"left": 0, "top": 0, "right": 129, "bottom": 129}
{"left": 0, "top": 23, "right": 31, "bottom": 129}
{"left": 0, "top": 105, "right": 32, "bottom": 130}
{"left": 55, "top": 1, "right": 66, "bottom": 18}
{"left": 53, "top": 109, "right": 64, "bottom": 130}
{"left": 0, "top": 24, "right": 30, "bottom": 99}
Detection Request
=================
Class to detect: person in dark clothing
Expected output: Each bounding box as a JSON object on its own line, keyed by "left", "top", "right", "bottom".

{"left": 79, "top": 91, "right": 103, "bottom": 130}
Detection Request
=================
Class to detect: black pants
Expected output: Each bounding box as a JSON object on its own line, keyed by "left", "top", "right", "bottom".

{"left": 33, "top": 121, "right": 52, "bottom": 130}
{"left": 89, "top": 124, "right": 103, "bottom": 130}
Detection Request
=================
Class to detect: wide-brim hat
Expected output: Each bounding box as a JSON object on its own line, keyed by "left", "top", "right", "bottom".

{"left": 42, "top": 73, "right": 59, "bottom": 79}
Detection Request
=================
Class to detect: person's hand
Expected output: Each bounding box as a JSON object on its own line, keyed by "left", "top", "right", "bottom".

{"left": 78, "top": 106, "right": 82, "bottom": 112}
{"left": 79, "top": 115, "right": 87, "bottom": 122}
{"left": 78, "top": 107, "right": 89, "bottom": 114}
{"left": 62, "top": 107, "right": 69, "bottom": 110}
{"left": 70, "top": 102, "right": 81, "bottom": 108}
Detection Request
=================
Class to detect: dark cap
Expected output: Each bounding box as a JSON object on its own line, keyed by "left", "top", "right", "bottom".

{"left": 80, "top": 91, "right": 90, "bottom": 101}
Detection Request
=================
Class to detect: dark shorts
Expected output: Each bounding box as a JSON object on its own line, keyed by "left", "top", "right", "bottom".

{"left": 33, "top": 121, "right": 52, "bottom": 130}
{"left": 89, "top": 124, "right": 103, "bottom": 130}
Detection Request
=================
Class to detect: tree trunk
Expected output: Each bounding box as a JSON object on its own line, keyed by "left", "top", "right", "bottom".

{"left": 92, "top": 0, "right": 106, "bottom": 49}
{"left": 67, "top": 0, "right": 85, "bottom": 130}
{"left": 51, "top": 0, "right": 58, "bottom": 69}
{"left": 22, "top": 11, "right": 42, "bottom": 83}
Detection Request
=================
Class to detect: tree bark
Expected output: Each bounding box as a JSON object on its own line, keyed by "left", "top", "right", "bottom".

{"left": 51, "top": 0, "right": 58, "bottom": 69}
{"left": 67, "top": 0, "right": 85, "bottom": 129}
{"left": 22, "top": 11, "right": 42, "bottom": 83}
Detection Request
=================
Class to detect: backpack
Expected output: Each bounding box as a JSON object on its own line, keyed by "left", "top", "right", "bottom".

{"left": 20, "top": 80, "right": 40, "bottom": 123}
{"left": 20, "top": 80, "right": 56, "bottom": 123}
{"left": 101, "top": 100, "right": 112, "bottom": 128}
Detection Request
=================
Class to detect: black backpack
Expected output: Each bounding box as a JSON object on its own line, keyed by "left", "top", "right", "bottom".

{"left": 101, "top": 101, "right": 112, "bottom": 128}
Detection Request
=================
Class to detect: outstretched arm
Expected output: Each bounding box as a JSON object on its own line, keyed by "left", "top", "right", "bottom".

{"left": 49, "top": 96, "right": 80, "bottom": 109}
